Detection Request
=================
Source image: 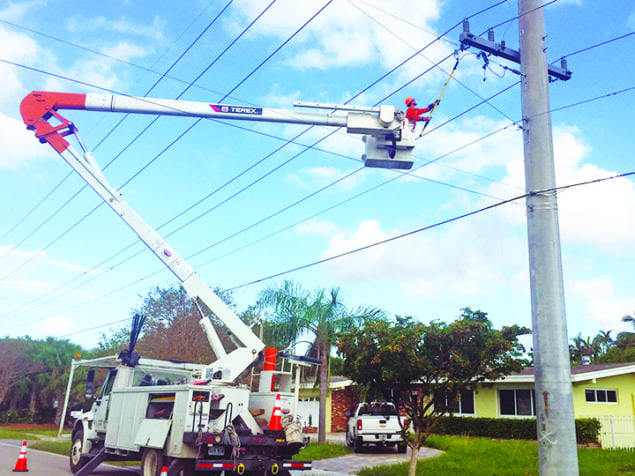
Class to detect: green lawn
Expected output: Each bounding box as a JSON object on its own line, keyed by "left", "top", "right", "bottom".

{"left": 359, "top": 435, "right": 635, "bottom": 476}
{"left": 294, "top": 442, "right": 352, "bottom": 460}
{"left": 0, "top": 425, "right": 60, "bottom": 440}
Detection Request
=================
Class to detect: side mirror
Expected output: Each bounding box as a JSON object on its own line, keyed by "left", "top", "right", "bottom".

{"left": 345, "top": 411, "right": 351, "bottom": 418}
{"left": 85, "top": 369, "right": 95, "bottom": 399}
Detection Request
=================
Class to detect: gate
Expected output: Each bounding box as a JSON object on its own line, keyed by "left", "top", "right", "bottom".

{"left": 594, "top": 415, "right": 635, "bottom": 449}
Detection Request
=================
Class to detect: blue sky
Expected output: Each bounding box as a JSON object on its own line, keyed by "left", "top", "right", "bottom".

{"left": 0, "top": 0, "right": 634, "bottom": 351}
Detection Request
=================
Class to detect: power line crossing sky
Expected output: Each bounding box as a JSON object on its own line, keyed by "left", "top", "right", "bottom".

{"left": 0, "top": 0, "right": 633, "bottom": 348}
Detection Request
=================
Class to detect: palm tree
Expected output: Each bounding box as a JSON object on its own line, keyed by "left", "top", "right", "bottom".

{"left": 623, "top": 314, "right": 635, "bottom": 329}
{"left": 258, "top": 280, "right": 383, "bottom": 444}
{"left": 592, "top": 330, "right": 613, "bottom": 361}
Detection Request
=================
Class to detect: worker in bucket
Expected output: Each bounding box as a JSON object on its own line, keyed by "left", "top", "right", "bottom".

{"left": 405, "top": 97, "right": 439, "bottom": 131}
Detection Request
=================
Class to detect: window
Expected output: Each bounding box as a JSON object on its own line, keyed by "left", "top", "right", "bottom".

{"left": 585, "top": 389, "right": 617, "bottom": 404}
{"left": 434, "top": 389, "right": 475, "bottom": 415}
{"left": 499, "top": 389, "right": 536, "bottom": 416}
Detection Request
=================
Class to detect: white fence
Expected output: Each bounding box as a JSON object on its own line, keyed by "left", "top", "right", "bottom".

{"left": 593, "top": 415, "right": 635, "bottom": 449}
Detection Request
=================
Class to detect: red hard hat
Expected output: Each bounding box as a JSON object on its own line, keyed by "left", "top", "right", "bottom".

{"left": 405, "top": 97, "right": 415, "bottom": 107}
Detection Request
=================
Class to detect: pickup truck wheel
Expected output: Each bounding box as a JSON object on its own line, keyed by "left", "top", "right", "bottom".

{"left": 345, "top": 431, "right": 353, "bottom": 448}
{"left": 397, "top": 442, "right": 407, "bottom": 454}
{"left": 69, "top": 430, "right": 88, "bottom": 473}
{"left": 353, "top": 438, "right": 364, "bottom": 453}
{"left": 141, "top": 448, "right": 166, "bottom": 476}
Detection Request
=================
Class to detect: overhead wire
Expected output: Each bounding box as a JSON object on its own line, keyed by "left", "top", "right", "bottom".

{"left": 0, "top": 0, "right": 341, "bottom": 322}
{"left": 0, "top": 0, "right": 562, "bottom": 327}
{"left": 6, "top": 0, "right": 620, "bottom": 334}
{"left": 21, "top": 72, "right": 635, "bottom": 335}
{"left": 0, "top": 0, "right": 234, "bottom": 254}
{"left": 229, "top": 171, "right": 635, "bottom": 291}
{"left": 42, "top": 5, "right": 635, "bottom": 339}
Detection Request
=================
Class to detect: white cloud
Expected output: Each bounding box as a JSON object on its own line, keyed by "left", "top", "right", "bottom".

{"left": 0, "top": 113, "right": 48, "bottom": 169}
{"left": 37, "top": 315, "right": 77, "bottom": 338}
{"left": 487, "top": 124, "right": 635, "bottom": 252}
{"left": 0, "top": 245, "right": 98, "bottom": 289}
{"left": 0, "top": 0, "right": 44, "bottom": 22}
{"left": 65, "top": 14, "right": 165, "bottom": 42}
{"left": 295, "top": 219, "right": 339, "bottom": 237}
{"left": 569, "top": 276, "right": 635, "bottom": 335}
{"left": 0, "top": 27, "right": 39, "bottom": 106}
{"left": 227, "top": 0, "right": 448, "bottom": 84}
{"left": 321, "top": 215, "right": 526, "bottom": 299}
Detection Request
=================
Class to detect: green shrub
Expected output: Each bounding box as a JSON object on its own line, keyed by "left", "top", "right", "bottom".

{"left": 574, "top": 418, "right": 601, "bottom": 444}
{"left": 431, "top": 416, "right": 600, "bottom": 444}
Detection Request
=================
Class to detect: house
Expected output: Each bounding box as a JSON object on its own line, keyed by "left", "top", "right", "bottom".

{"left": 298, "top": 363, "right": 635, "bottom": 448}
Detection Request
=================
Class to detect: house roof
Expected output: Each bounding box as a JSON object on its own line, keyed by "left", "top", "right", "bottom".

{"left": 322, "top": 363, "right": 635, "bottom": 389}
{"left": 496, "top": 362, "right": 635, "bottom": 384}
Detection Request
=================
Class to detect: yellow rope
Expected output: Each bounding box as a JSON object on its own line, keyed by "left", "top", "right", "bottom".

{"left": 418, "top": 59, "right": 460, "bottom": 138}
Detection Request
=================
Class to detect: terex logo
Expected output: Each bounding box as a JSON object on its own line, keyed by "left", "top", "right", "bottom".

{"left": 210, "top": 104, "right": 262, "bottom": 115}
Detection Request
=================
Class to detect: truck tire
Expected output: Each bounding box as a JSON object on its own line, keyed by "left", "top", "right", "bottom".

{"left": 141, "top": 448, "right": 166, "bottom": 476}
{"left": 69, "top": 429, "right": 88, "bottom": 473}
{"left": 345, "top": 430, "right": 353, "bottom": 448}
{"left": 353, "top": 437, "right": 364, "bottom": 453}
{"left": 397, "top": 442, "right": 407, "bottom": 454}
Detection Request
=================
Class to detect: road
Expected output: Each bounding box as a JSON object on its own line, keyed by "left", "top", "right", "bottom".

{"left": 0, "top": 440, "right": 137, "bottom": 476}
{"left": 0, "top": 440, "right": 341, "bottom": 476}
{"left": 0, "top": 438, "right": 439, "bottom": 475}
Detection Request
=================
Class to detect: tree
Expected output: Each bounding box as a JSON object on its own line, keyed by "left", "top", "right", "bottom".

{"left": 338, "top": 308, "right": 530, "bottom": 476}
{"left": 31, "top": 338, "right": 82, "bottom": 424}
{"left": 258, "top": 280, "right": 383, "bottom": 444}
{"left": 100, "top": 284, "right": 240, "bottom": 364}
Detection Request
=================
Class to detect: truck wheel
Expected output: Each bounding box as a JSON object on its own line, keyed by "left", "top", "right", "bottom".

{"left": 69, "top": 430, "right": 88, "bottom": 473}
{"left": 397, "top": 442, "right": 407, "bottom": 454}
{"left": 345, "top": 431, "right": 353, "bottom": 448}
{"left": 141, "top": 448, "right": 166, "bottom": 476}
{"left": 353, "top": 438, "right": 364, "bottom": 453}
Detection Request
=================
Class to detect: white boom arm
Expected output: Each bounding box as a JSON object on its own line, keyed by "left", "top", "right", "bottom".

{"left": 19, "top": 91, "right": 414, "bottom": 382}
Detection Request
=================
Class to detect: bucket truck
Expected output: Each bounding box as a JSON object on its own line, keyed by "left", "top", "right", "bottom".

{"left": 19, "top": 91, "right": 415, "bottom": 475}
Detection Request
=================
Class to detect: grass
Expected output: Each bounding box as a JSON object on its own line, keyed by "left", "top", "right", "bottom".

{"left": 29, "top": 439, "right": 71, "bottom": 454}
{"left": 358, "top": 435, "right": 635, "bottom": 476}
{"left": 0, "top": 424, "right": 60, "bottom": 440}
{"left": 294, "top": 442, "right": 352, "bottom": 460}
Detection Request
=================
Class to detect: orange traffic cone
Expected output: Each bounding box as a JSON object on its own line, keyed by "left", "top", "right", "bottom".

{"left": 12, "top": 441, "right": 28, "bottom": 472}
{"left": 268, "top": 393, "right": 282, "bottom": 431}
{"left": 160, "top": 465, "right": 168, "bottom": 476}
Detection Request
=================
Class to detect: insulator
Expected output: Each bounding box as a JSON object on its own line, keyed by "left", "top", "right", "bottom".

{"left": 560, "top": 56, "right": 567, "bottom": 70}
{"left": 462, "top": 18, "right": 469, "bottom": 33}
{"left": 488, "top": 28, "right": 494, "bottom": 42}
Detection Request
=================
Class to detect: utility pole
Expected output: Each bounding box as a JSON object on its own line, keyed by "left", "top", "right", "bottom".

{"left": 518, "top": 1, "right": 579, "bottom": 473}
{"left": 461, "top": 2, "right": 578, "bottom": 474}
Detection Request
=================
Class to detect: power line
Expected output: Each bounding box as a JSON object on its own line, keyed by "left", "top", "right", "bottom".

{"left": 7, "top": 0, "right": 624, "bottom": 334}
{"left": 230, "top": 171, "right": 635, "bottom": 290}
{"left": 556, "top": 31, "right": 635, "bottom": 60}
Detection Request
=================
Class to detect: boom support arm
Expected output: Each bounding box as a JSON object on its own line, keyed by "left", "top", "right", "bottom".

{"left": 21, "top": 91, "right": 416, "bottom": 169}
{"left": 19, "top": 90, "right": 414, "bottom": 381}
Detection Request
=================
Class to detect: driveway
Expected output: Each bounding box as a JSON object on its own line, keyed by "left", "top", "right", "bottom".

{"left": 301, "top": 433, "right": 443, "bottom": 475}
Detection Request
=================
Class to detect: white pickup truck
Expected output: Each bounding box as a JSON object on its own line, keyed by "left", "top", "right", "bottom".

{"left": 346, "top": 402, "right": 407, "bottom": 453}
